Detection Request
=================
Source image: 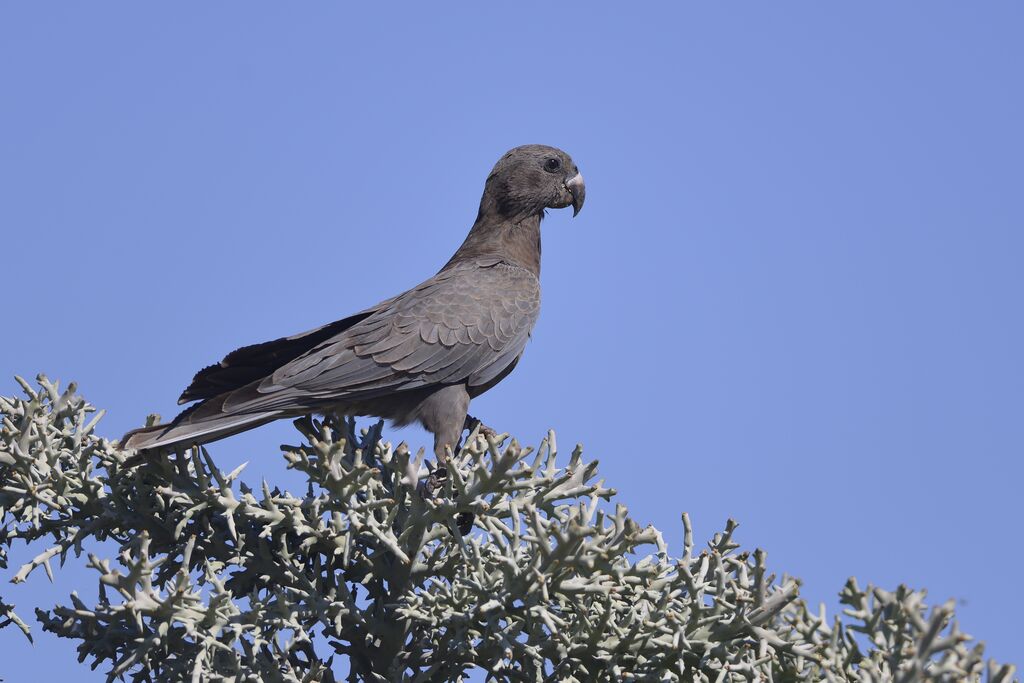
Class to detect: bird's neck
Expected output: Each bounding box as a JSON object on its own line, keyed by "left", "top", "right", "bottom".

{"left": 446, "top": 210, "right": 543, "bottom": 277}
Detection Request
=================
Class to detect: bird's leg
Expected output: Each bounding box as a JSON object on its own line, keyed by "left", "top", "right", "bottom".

{"left": 415, "top": 385, "right": 476, "bottom": 535}
{"left": 451, "top": 416, "right": 503, "bottom": 535}
{"left": 420, "top": 442, "right": 472, "bottom": 534}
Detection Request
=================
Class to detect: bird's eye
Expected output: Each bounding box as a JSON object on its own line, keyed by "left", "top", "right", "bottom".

{"left": 544, "top": 158, "right": 561, "bottom": 172}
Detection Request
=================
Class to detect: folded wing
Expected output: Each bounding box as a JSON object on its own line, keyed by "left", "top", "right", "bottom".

{"left": 215, "top": 259, "right": 541, "bottom": 413}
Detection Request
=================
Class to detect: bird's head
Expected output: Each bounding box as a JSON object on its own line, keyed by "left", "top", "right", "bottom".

{"left": 483, "top": 145, "right": 585, "bottom": 220}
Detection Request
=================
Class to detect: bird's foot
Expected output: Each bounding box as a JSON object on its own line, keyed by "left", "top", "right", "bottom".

{"left": 464, "top": 414, "right": 498, "bottom": 440}
{"left": 420, "top": 463, "right": 449, "bottom": 499}
{"left": 455, "top": 512, "right": 474, "bottom": 535}
{"left": 417, "top": 461, "right": 474, "bottom": 535}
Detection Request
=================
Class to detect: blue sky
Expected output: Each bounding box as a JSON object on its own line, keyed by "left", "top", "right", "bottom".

{"left": 2, "top": 3, "right": 1022, "bottom": 677}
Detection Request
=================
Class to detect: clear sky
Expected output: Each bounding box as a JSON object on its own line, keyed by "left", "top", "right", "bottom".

{"left": 2, "top": 3, "right": 1022, "bottom": 678}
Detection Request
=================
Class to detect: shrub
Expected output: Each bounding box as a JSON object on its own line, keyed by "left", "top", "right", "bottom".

{"left": 0, "top": 376, "right": 1016, "bottom": 682}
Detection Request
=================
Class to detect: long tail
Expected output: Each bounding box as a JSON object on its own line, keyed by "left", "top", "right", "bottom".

{"left": 120, "top": 396, "right": 283, "bottom": 452}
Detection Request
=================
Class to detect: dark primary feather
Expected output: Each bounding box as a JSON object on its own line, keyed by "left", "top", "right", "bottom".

{"left": 176, "top": 311, "right": 379, "bottom": 403}
{"left": 122, "top": 144, "right": 584, "bottom": 457}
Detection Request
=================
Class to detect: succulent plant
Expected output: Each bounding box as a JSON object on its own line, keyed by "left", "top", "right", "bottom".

{"left": 0, "top": 376, "right": 1016, "bottom": 682}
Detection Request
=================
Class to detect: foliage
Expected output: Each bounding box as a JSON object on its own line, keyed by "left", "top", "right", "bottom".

{"left": 0, "top": 376, "right": 1017, "bottom": 682}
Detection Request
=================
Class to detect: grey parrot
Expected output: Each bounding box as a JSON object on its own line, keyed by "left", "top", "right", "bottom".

{"left": 122, "top": 145, "right": 585, "bottom": 460}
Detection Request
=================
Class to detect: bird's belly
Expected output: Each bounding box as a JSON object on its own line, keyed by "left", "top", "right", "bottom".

{"left": 322, "top": 386, "right": 443, "bottom": 428}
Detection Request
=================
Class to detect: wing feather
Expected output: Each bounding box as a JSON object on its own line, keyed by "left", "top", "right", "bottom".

{"left": 222, "top": 260, "right": 539, "bottom": 413}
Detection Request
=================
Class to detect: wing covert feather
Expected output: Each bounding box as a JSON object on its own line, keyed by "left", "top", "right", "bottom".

{"left": 224, "top": 261, "right": 539, "bottom": 413}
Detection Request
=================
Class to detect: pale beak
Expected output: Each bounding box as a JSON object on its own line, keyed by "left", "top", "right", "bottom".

{"left": 565, "top": 172, "right": 586, "bottom": 217}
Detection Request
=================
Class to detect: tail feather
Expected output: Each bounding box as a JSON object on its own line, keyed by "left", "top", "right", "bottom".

{"left": 121, "top": 401, "right": 282, "bottom": 452}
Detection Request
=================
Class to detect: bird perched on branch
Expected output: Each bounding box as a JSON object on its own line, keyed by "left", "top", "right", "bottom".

{"left": 123, "top": 145, "right": 585, "bottom": 461}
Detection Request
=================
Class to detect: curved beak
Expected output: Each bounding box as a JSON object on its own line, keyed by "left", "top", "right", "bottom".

{"left": 566, "top": 172, "right": 586, "bottom": 217}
